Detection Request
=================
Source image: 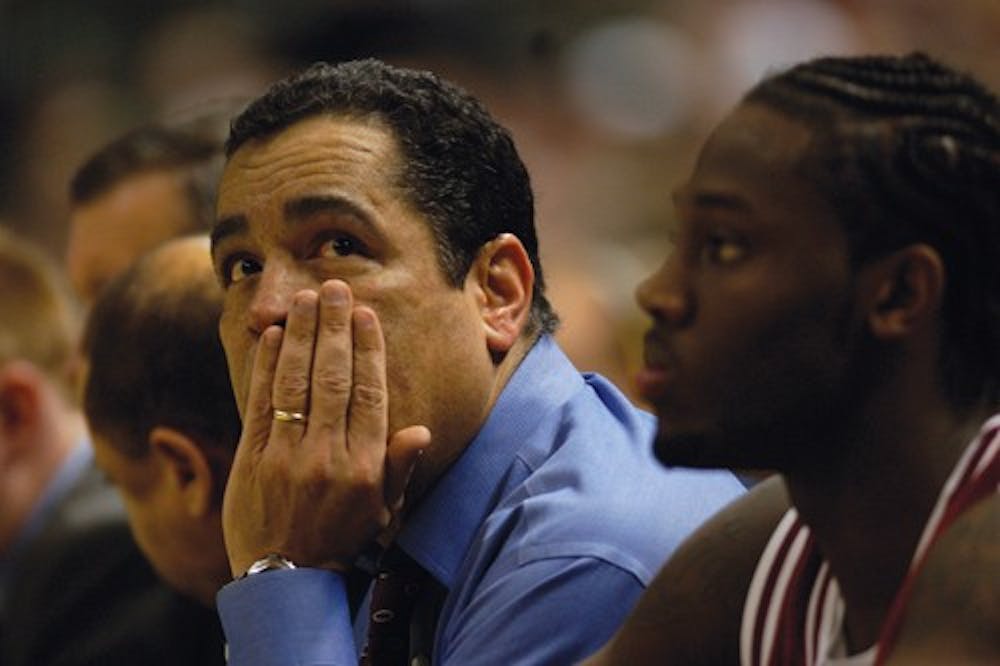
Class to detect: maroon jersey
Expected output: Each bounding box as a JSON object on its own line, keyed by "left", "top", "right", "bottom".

{"left": 741, "top": 415, "right": 1000, "bottom": 666}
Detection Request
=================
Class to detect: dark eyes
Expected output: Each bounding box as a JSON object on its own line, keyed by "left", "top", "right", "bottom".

{"left": 220, "top": 234, "right": 366, "bottom": 287}
{"left": 703, "top": 233, "right": 747, "bottom": 265}
{"left": 319, "top": 235, "right": 363, "bottom": 258}
{"left": 227, "top": 256, "right": 262, "bottom": 285}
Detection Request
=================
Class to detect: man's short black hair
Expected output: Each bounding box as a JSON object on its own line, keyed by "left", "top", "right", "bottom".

{"left": 226, "top": 59, "right": 558, "bottom": 335}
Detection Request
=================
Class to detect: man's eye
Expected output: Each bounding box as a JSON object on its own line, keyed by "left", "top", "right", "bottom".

{"left": 227, "top": 256, "right": 262, "bottom": 284}
{"left": 704, "top": 235, "right": 747, "bottom": 265}
{"left": 319, "top": 235, "right": 363, "bottom": 257}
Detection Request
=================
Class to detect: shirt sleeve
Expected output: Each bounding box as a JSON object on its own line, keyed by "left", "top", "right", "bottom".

{"left": 438, "top": 556, "right": 645, "bottom": 665}
{"left": 216, "top": 568, "right": 356, "bottom": 666}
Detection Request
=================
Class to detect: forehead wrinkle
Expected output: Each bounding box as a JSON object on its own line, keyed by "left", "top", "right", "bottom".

{"left": 285, "top": 194, "right": 358, "bottom": 219}
{"left": 214, "top": 117, "right": 415, "bottom": 259}
{"left": 220, "top": 135, "right": 394, "bottom": 215}
{"left": 234, "top": 125, "right": 385, "bottom": 176}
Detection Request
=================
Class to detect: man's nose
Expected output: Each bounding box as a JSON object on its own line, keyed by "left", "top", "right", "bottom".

{"left": 635, "top": 258, "right": 694, "bottom": 327}
{"left": 246, "top": 262, "right": 306, "bottom": 334}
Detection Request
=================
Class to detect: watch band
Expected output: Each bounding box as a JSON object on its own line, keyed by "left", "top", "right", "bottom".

{"left": 238, "top": 553, "right": 297, "bottom": 580}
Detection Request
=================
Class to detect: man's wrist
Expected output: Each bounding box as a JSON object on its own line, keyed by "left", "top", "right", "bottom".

{"left": 217, "top": 567, "right": 356, "bottom": 666}
{"left": 236, "top": 552, "right": 297, "bottom": 580}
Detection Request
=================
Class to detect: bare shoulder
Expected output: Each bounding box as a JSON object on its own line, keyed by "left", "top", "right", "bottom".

{"left": 583, "top": 475, "right": 790, "bottom": 666}
{"left": 885, "top": 494, "right": 999, "bottom": 665}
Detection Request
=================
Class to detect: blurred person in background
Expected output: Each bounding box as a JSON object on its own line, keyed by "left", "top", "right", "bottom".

{"left": 585, "top": 52, "right": 999, "bottom": 666}
{"left": 81, "top": 234, "right": 237, "bottom": 643}
{"left": 65, "top": 113, "right": 227, "bottom": 305}
{"left": 0, "top": 226, "right": 223, "bottom": 665}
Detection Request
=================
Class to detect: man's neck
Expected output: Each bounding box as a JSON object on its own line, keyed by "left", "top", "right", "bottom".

{"left": 0, "top": 409, "right": 85, "bottom": 554}
{"left": 398, "top": 333, "right": 538, "bottom": 517}
{"left": 783, "top": 392, "right": 987, "bottom": 652}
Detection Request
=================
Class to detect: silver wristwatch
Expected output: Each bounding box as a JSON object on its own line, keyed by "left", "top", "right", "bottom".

{"left": 238, "top": 553, "right": 297, "bottom": 579}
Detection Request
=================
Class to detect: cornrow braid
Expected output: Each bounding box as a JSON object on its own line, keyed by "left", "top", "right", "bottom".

{"left": 746, "top": 52, "right": 1000, "bottom": 409}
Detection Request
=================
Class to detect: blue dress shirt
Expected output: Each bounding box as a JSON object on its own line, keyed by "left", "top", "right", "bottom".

{"left": 218, "top": 335, "right": 744, "bottom": 665}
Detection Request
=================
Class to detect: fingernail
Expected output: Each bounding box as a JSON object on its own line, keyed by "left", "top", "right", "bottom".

{"left": 294, "top": 290, "right": 315, "bottom": 306}
{"left": 354, "top": 308, "right": 375, "bottom": 329}
{"left": 322, "top": 281, "right": 348, "bottom": 305}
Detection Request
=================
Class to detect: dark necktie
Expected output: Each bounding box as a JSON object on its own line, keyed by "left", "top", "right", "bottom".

{"left": 359, "top": 548, "right": 437, "bottom": 666}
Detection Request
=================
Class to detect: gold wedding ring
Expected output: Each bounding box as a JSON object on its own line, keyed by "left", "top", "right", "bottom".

{"left": 273, "top": 409, "right": 307, "bottom": 424}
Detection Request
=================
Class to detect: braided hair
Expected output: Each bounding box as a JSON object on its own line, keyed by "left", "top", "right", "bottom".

{"left": 745, "top": 52, "right": 1000, "bottom": 410}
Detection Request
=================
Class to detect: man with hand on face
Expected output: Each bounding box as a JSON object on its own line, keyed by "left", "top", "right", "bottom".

{"left": 584, "top": 53, "right": 1000, "bottom": 666}
{"left": 82, "top": 234, "right": 239, "bottom": 618}
{"left": 211, "top": 59, "right": 745, "bottom": 665}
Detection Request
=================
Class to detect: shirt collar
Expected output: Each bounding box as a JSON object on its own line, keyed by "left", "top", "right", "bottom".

{"left": 396, "top": 335, "right": 583, "bottom": 587}
{"left": 0, "top": 438, "right": 92, "bottom": 603}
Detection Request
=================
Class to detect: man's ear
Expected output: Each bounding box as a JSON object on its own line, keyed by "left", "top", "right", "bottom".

{"left": 468, "top": 233, "right": 534, "bottom": 354}
{"left": 148, "top": 426, "right": 216, "bottom": 518}
{"left": 0, "top": 361, "right": 43, "bottom": 447}
{"left": 865, "top": 244, "right": 945, "bottom": 341}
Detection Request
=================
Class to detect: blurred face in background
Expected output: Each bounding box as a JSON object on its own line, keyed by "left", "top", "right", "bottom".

{"left": 91, "top": 429, "right": 231, "bottom": 607}
{"left": 67, "top": 170, "right": 197, "bottom": 305}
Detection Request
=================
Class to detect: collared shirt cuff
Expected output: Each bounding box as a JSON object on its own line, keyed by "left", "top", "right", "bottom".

{"left": 217, "top": 568, "right": 355, "bottom": 666}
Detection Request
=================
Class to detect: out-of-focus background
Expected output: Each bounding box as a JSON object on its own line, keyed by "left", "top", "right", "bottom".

{"left": 3, "top": 0, "right": 999, "bottom": 399}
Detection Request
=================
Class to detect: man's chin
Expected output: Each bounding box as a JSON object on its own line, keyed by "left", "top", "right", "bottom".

{"left": 654, "top": 421, "right": 794, "bottom": 474}
{"left": 652, "top": 425, "right": 736, "bottom": 470}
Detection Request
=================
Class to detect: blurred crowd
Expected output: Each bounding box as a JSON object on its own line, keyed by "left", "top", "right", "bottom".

{"left": 2, "top": 0, "right": 1000, "bottom": 398}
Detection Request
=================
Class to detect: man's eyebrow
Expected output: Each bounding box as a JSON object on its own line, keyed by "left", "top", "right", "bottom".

{"left": 673, "top": 188, "right": 752, "bottom": 213}
{"left": 211, "top": 215, "right": 248, "bottom": 251}
{"left": 211, "top": 195, "right": 382, "bottom": 254}
{"left": 694, "top": 192, "right": 752, "bottom": 212}
{"left": 284, "top": 195, "right": 386, "bottom": 245}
